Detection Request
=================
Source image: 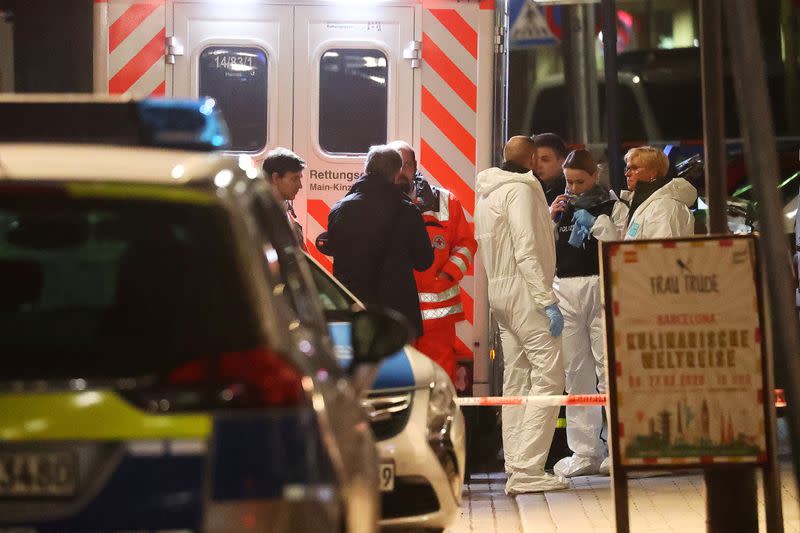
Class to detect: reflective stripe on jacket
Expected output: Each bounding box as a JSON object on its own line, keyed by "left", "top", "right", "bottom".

{"left": 414, "top": 187, "right": 478, "bottom": 329}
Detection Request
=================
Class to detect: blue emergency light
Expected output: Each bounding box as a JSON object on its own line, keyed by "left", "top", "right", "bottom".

{"left": 0, "top": 96, "right": 231, "bottom": 151}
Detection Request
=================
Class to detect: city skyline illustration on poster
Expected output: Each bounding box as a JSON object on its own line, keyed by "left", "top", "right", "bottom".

{"left": 607, "top": 237, "right": 766, "bottom": 465}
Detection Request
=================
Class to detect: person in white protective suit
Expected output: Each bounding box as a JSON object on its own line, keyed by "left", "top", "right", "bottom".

{"left": 475, "top": 136, "right": 569, "bottom": 494}
{"left": 585, "top": 146, "right": 696, "bottom": 474}
{"left": 592, "top": 146, "right": 697, "bottom": 242}
{"left": 548, "top": 150, "right": 628, "bottom": 478}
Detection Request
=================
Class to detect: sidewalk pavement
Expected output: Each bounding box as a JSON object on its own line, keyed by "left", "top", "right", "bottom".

{"left": 447, "top": 464, "right": 800, "bottom": 533}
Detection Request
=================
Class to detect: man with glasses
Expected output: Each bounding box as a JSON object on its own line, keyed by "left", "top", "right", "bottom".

{"left": 591, "top": 146, "right": 697, "bottom": 241}
{"left": 388, "top": 141, "right": 477, "bottom": 381}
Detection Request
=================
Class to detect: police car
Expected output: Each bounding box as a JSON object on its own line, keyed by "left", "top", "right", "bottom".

{"left": 305, "top": 255, "right": 466, "bottom": 532}
{"left": 0, "top": 142, "right": 403, "bottom": 533}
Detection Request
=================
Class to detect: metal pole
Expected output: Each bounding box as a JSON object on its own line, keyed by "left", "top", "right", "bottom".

{"left": 700, "top": 4, "right": 761, "bottom": 528}
{"left": 584, "top": 4, "right": 600, "bottom": 144}
{"left": 92, "top": 0, "right": 108, "bottom": 94}
{"left": 780, "top": 0, "right": 800, "bottom": 132}
{"left": 705, "top": 470, "right": 758, "bottom": 532}
{"left": 601, "top": 2, "right": 628, "bottom": 530}
{"left": 494, "top": 0, "right": 509, "bottom": 165}
{"left": 760, "top": 270, "right": 786, "bottom": 533}
{"left": 569, "top": 5, "right": 589, "bottom": 143}
{"left": 700, "top": 0, "right": 727, "bottom": 236}
{"left": 727, "top": 0, "right": 800, "bottom": 530}
{"left": 602, "top": 0, "right": 623, "bottom": 193}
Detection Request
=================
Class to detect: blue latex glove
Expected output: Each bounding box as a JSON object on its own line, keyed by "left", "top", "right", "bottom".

{"left": 568, "top": 209, "right": 597, "bottom": 248}
{"left": 544, "top": 304, "right": 564, "bottom": 337}
{"left": 573, "top": 208, "right": 596, "bottom": 228}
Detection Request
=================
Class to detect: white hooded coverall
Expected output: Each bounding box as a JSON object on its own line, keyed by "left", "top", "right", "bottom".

{"left": 592, "top": 178, "right": 698, "bottom": 241}
{"left": 475, "top": 167, "right": 567, "bottom": 493}
{"left": 553, "top": 200, "right": 628, "bottom": 478}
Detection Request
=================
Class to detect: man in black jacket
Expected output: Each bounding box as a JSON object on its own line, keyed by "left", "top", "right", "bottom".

{"left": 326, "top": 145, "right": 434, "bottom": 337}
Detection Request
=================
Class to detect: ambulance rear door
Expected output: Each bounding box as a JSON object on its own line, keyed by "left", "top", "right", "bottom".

{"left": 168, "top": 2, "right": 293, "bottom": 156}
{"left": 292, "top": 5, "right": 416, "bottom": 260}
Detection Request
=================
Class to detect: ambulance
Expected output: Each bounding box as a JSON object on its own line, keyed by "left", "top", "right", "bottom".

{"left": 92, "top": 0, "right": 504, "bottom": 398}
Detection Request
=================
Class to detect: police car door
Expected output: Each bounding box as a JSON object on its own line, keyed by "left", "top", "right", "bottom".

{"left": 169, "top": 3, "right": 293, "bottom": 155}
{"left": 293, "top": 5, "right": 415, "bottom": 258}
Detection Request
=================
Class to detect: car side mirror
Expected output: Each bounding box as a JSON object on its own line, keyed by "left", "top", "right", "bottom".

{"left": 351, "top": 307, "right": 412, "bottom": 364}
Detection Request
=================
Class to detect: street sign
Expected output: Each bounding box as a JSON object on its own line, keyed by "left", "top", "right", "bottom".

{"left": 508, "top": 0, "right": 602, "bottom": 49}
{"left": 508, "top": 0, "right": 559, "bottom": 48}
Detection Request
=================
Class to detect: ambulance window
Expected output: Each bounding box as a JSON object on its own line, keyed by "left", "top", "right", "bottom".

{"left": 199, "top": 46, "right": 268, "bottom": 152}
{"left": 319, "top": 48, "right": 388, "bottom": 154}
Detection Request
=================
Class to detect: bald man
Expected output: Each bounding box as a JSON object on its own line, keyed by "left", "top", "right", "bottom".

{"left": 475, "top": 136, "right": 568, "bottom": 494}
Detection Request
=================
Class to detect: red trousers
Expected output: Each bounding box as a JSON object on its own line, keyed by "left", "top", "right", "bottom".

{"left": 414, "top": 322, "right": 457, "bottom": 382}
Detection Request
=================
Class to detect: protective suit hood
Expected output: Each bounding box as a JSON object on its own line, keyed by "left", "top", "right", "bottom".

{"left": 593, "top": 178, "right": 695, "bottom": 240}
{"left": 621, "top": 177, "right": 697, "bottom": 213}
{"left": 476, "top": 167, "right": 538, "bottom": 196}
{"left": 645, "top": 177, "right": 697, "bottom": 206}
{"left": 626, "top": 178, "right": 696, "bottom": 240}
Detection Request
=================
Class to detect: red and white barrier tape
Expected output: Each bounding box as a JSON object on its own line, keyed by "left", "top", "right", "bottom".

{"left": 456, "top": 394, "right": 606, "bottom": 407}
{"left": 456, "top": 389, "right": 788, "bottom": 408}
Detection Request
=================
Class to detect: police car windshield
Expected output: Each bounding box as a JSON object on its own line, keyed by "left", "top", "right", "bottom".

{"left": 0, "top": 190, "right": 260, "bottom": 381}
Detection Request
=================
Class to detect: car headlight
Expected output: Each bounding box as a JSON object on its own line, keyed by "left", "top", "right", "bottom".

{"left": 426, "top": 365, "right": 461, "bottom": 496}
{"left": 426, "top": 365, "right": 456, "bottom": 438}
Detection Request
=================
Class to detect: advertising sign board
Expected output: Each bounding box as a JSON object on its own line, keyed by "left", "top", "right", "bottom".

{"left": 602, "top": 236, "right": 768, "bottom": 468}
{"left": 601, "top": 234, "right": 783, "bottom": 532}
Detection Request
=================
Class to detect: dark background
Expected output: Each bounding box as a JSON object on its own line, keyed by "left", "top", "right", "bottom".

{"left": 0, "top": 0, "right": 93, "bottom": 93}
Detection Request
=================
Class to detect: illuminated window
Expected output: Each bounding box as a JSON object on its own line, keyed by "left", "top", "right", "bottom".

{"left": 319, "top": 48, "right": 388, "bottom": 154}
{"left": 199, "top": 46, "right": 268, "bottom": 152}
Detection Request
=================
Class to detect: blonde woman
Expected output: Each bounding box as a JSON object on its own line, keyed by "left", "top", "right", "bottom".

{"left": 593, "top": 146, "right": 697, "bottom": 240}
{"left": 584, "top": 146, "right": 696, "bottom": 475}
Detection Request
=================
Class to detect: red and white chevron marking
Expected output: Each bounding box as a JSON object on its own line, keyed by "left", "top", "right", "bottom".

{"left": 305, "top": 198, "right": 333, "bottom": 273}
{"left": 105, "top": 0, "right": 166, "bottom": 97}
{"left": 421, "top": 4, "right": 485, "bottom": 360}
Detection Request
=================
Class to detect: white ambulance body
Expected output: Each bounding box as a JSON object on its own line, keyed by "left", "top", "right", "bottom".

{"left": 93, "top": 0, "right": 501, "bottom": 396}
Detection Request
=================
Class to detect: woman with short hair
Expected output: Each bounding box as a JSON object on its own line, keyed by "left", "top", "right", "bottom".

{"left": 592, "top": 146, "right": 697, "bottom": 240}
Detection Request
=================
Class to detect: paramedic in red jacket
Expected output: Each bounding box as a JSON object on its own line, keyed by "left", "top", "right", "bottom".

{"left": 389, "top": 141, "right": 477, "bottom": 381}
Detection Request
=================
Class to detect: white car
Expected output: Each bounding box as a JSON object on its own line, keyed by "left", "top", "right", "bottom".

{"left": 305, "top": 254, "right": 465, "bottom": 532}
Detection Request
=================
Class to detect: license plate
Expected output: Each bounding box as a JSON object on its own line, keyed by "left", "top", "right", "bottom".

{"left": 0, "top": 452, "right": 77, "bottom": 497}
{"left": 378, "top": 461, "right": 395, "bottom": 492}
